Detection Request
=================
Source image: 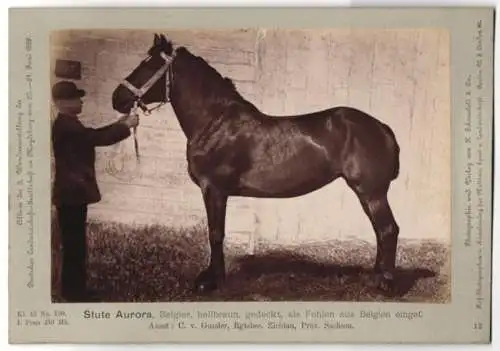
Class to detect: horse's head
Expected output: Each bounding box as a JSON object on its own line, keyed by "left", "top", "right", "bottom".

{"left": 112, "top": 33, "right": 175, "bottom": 114}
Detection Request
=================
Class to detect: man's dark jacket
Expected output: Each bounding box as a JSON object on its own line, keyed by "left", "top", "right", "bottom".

{"left": 52, "top": 113, "right": 131, "bottom": 206}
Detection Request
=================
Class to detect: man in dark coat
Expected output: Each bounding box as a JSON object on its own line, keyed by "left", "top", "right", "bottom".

{"left": 51, "top": 80, "right": 139, "bottom": 302}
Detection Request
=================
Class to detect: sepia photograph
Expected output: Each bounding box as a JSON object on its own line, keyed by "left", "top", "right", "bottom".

{"left": 9, "top": 6, "right": 494, "bottom": 344}
{"left": 49, "top": 28, "right": 451, "bottom": 304}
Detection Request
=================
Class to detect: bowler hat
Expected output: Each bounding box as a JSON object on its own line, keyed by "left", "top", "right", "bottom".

{"left": 52, "top": 81, "right": 86, "bottom": 100}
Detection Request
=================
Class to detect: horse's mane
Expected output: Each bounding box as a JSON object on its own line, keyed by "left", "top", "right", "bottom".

{"left": 175, "top": 46, "right": 255, "bottom": 109}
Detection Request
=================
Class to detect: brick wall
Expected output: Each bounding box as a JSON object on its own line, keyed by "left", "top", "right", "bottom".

{"left": 50, "top": 28, "right": 450, "bottom": 251}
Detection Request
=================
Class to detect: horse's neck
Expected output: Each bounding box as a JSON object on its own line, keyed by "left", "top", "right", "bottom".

{"left": 169, "top": 54, "right": 257, "bottom": 141}
{"left": 169, "top": 92, "right": 214, "bottom": 142}
{"left": 169, "top": 75, "right": 222, "bottom": 142}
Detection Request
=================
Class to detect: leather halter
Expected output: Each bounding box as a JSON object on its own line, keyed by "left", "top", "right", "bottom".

{"left": 121, "top": 51, "right": 174, "bottom": 115}
{"left": 119, "top": 51, "right": 174, "bottom": 161}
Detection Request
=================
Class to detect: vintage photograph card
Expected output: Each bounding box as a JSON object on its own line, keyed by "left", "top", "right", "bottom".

{"left": 8, "top": 7, "right": 494, "bottom": 343}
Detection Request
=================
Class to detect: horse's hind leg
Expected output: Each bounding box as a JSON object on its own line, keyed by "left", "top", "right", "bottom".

{"left": 349, "top": 182, "right": 400, "bottom": 289}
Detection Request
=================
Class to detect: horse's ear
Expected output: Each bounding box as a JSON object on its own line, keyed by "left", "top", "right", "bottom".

{"left": 159, "top": 34, "right": 173, "bottom": 54}
{"left": 154, "top": 33, "right": 161, "bottom": 45}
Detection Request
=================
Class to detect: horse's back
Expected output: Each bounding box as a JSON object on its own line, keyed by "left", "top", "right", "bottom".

{"left": 251, "top": 105, "right": 400, "bottom": 187}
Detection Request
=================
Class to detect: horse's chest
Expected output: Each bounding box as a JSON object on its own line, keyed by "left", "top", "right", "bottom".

{"left": 186, "top": 135, "right": 252, "bottom": 190}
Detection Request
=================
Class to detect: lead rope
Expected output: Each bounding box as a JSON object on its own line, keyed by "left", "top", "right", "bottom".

{"left": 124, "top": 54, "right": 173, "bottom": 163}
{"left": 132, "top": 100, "right": 140, "bottom": 162}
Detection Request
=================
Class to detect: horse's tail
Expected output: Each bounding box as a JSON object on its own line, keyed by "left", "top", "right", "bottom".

{"left": 392, "top": 139, "right": 400, "bottom": 180}
{"left": 383, "top": 123, "right": 400, "bottom": 180}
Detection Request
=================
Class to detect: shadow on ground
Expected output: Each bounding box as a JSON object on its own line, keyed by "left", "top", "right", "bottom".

{"left": 227, "top": 253, "right": 437, "bottom": 300}
{"left": 51, "top": 220, "right": 450, "bottom": 303}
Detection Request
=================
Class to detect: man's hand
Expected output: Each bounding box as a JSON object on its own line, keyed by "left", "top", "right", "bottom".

{"left": 119, "top": 113, "right": 139, "bottom": 129}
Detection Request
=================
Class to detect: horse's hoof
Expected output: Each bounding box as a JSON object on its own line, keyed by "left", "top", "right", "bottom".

{"left": 194, "top": 279, "right": 218, "bottom": 294}
{"left": 379, "top": 276, "right": 394, "bottom": 292}
{"left": 377, "top": 272, "right": 398, "bottom": 295}
{"left": 194, "top": 283, "right": 217, "bottom": 294}
{"left": 365, "top": 272, "right": 396, "bottom": 294}
{"left": 193, "top": 269, "right": 220, "bottom": 294}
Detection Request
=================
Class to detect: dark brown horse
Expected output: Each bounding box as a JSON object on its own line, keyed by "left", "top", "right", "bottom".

{"left": 111, "top": 33, "right": 401, "bottom": 293}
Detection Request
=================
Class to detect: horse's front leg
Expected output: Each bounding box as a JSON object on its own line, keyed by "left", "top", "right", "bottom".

{"left": 194, "top": 183, "right": 228, "bottom": 293}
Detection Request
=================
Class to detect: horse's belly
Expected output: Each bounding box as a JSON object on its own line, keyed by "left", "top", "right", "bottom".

{"left": 237, "top": 149, "right": 339, "bottom": 198}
